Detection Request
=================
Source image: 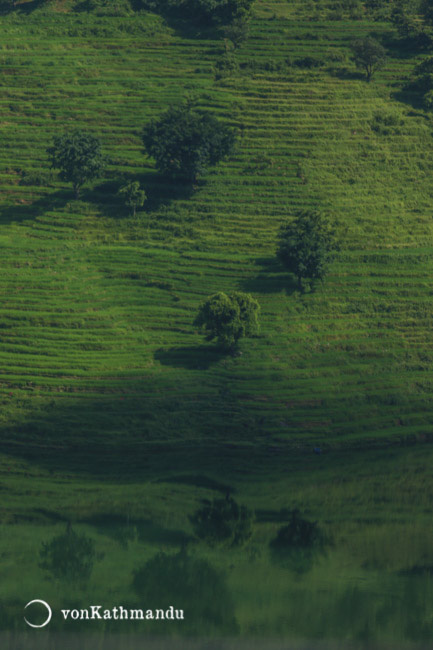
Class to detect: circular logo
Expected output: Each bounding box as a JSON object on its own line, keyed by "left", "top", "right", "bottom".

{"left": 24, "top": 600, "right": 52, "bottom": 629}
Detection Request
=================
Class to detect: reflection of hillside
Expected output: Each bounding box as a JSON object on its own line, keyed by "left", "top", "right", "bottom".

{"left": 132, "top": 549, "right": 238, "bottom": 635}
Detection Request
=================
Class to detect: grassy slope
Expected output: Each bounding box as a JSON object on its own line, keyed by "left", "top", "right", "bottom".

{"left": 0, "top": 1, "right": 432, "bottom": 460}
{"left": 0, "top": 0, "right": 433, "bottom": 641}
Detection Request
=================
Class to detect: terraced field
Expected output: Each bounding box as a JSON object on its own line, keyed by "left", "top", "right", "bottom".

{"left": 2, "top": 0, "right": 433, "bottom": 646}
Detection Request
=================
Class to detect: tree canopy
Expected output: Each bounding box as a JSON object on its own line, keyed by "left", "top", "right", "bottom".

{"left": 351, "top": 36, "right": 387, "bottom": 81}
{"left": 194, "top": 291, "right": 260, "bottom": 350}
{"left": 276, "top": 210, "right": 338, "bottom": 290}
{"left": 47, "top": 129, "right": 105, "bottom": 197}
{"left": 140, "top": 0, "right": 254, "bottom": 26}
{"left": 142, "top": 104, "right": 236, "bottom": 182}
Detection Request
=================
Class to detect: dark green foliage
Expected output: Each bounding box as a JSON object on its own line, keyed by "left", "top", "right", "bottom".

{"left": 189, "top": 496, "right": 254, "bottom": 547}
{"left": 194, "top": 291, "right": 260, "bottom": 349}
{"left": 405, "top": 57, "right": 433, "bottom": 107}
{"left": 390, "top": 0, "right": 433, "bottom": 47}
{"left": 421, "top": 0, "right": 433, "bottom": 24}
{"left": 371, "top": 110, "right": 405, "bottom": 135}
{"left": 139, "top": 0, "right": 253, "bottom": 25}
{"left": 76, "top": 0, "right": 133, "bottom": 13}
{"left": 214, "top": 49, "right": 239, "bottom": 79}
{"left": 269, "top": 509, "right": 328, "bottom": 574}
{"left": 293, "top": 56, "right": 323, "bottom": 69}
{"left": 132, "top": 550, "right": 238, "bottom": 633}
{"left": 47, "top": 129, "right": 105, "bottom": 198}
{"left": 223, "top": 16, "right": 250, "bottom": 48}
{"left": 19, "top": 169, "right": 55, "bottom": 186}
{"left": 39, "top": 527, "right": 97, "bottom": 584}
{"left": 142, "top": 105, "right": 236, "bottom": 182}
{"left": 351, "top": 36, "right": 386, "bottom": 81}
{"left": 118, "top": 181, "right": 147, "bottom": 217}
{"left": 276, "top": 210, "right": 338, "bottom": 290}
{"left": 186, "top": 0, "right": 254, "bottom": 24}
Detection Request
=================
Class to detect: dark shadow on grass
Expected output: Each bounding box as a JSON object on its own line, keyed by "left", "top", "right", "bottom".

{"left": 381, "top": 32, "right": 433, "bottom": 58}
{"left": 0, "top": 0, "right": 47, "bottom": 15}
{"left": 130, "top": 0, "right": 221, "bottom": 41}
{"left": 391, "top": 87, "right": 433, "bottom": 117}
{"left": 0, "top": 189, "right": 73, "bottom": 226}
{"left": 1, "top": 387, "right": 433, "bottom": 482}
{"left": 154, "top": 345, "right": 226, "bottom": 370}
{"left": 91, "top": 172, "right": 196, "bottom": 217}
{"left": 328, "top": 67, "right": 367, "bottom": 82}
{"left": 241, "top": 257, "right": 298, "bottom": 295}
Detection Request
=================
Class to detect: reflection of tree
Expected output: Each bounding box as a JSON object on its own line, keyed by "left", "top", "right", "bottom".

{"left": 39, "top": 525, "right": 98, "bottom": 585}
{"left": 132, "top": 549, "right": 238, "bottom": 634}
{"left": 189, "top": 496, "right": 253, "bottom": 547}
{"left": 269, "top": 509, "right": 328, "bottom": 574}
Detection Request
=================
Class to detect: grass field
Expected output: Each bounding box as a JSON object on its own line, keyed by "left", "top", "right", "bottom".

{"left": 0, "top": 0, "right": 433, "bottom": 645}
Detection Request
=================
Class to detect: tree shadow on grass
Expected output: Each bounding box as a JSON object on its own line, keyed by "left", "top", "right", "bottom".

{"left": 0, "top": 189, "right": 73, "bottom": 226}
{"left": 130, "top": 0, "right": 221, "bottom": 41}
{"left": 0, "top": 0, "right": 46, "bottom": 15}
{"left": 91, "top": 172, "right": 196, "bottom": 218}
{"left": 154, "top": 345, "right": 226, "bottom": 370}
{"left": 241, "top": 257, "right": 298, "bottom": 295}
{"left": 0, "top": 384, "right": 265, "bottom": 478}
{"left": 381, "top": 32, "right": 433, "bottom": 58}
{"left": 328, "top": 67, "right": 366, "bottom": 82}
{"left": 391, "top": 88, "right": 433, "bottom": 117}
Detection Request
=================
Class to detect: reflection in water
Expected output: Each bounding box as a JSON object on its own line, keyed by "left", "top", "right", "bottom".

{"left": 269, "top": 509, "right": 329, "bottom": 574}
{"left": 132, "top": 549, "right": 238, "bottom": 635}
{"left": 38, "top": 525, "right": 99, "bottom": 585}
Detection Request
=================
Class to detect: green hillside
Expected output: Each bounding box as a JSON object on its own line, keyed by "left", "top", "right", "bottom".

{"left": 1, "top": 0, "right": 433, "bottom": 645}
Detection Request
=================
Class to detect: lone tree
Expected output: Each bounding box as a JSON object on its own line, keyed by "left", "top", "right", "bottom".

{"left": 194, "top": 291, "right": 260, "bottom": 350}
{"left": 118, "top": 181, "right": 147, "bottom": 217}
{"left": 189, "top": 496, "right": 253, "bottom": 547}
{"left": 351, "top": 36, "right": 386, "bottom": 81}
{"left": 47, "top": 129, "right": 105, "bottom": 198}
{"left": 142, "top": 104, "right": 236, "bottom": 183}
{"left": 276, "top": 210, "right": 338, "bottom": 290}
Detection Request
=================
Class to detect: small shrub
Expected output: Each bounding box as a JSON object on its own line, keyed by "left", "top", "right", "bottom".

{"left": 371, "top": 110, "right": 405, "bottom": 135}
{"left": 293, "top": 56, "right": 323, "bottom": 69}
{"left": 214, "top": 50, "right": 239, "bottom": 80}
{"left": 118, "top": 181, "right": 147, "bottom": 217}
{"left": 19, "top": 169, "right": 55, "bottom": 186}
